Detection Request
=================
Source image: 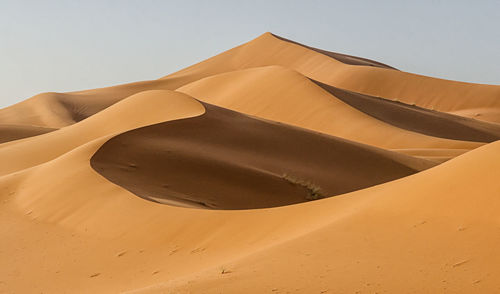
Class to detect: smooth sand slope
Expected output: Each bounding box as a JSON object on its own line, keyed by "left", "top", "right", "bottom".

{"left": 91, "top": 102, "right": 432, "bottom": 209}
{"left": 0, "top": 124, "right": 55, "bottom": 143}
{"left": 314, "top": 80, "right": 500, "bottom": 142}
{"left": 0, "top": 79, "right": 191, "bottom": 129}
{"left": 165, "top": 32, "right": 500, "bottom": 122}
{"left": 271, "top": 33, "right": 398, "bottom": 70}
{"left": 2, "top": 119, "right": 500, "bottom": 293}
{"left": 0, "top": 91, "right": 205, "bottom": 292}
{"left": 1, "top": 32, "right": 500, "bottom": 293}
{"left": 0, "top": 90, "right": 204, "bottom": 176}
{"left": 178, "top": 65, "right": 483, "bottom": 160}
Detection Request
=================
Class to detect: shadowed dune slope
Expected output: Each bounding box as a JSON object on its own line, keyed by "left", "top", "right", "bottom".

{"left": 2, "top": 125, "right": 500, "bottom": 293}
{"left": 91, "top": 103, "right": 433, "bottom": 209}
{"left": 313, "top": 80, "right": 500, "bottom": 142}
{"left": 271, "top": 33, "right": 398, "bottom": 70}
{"left": 0, "top": 125, "right": 56, "bottom": 144}
{"left": 165, "top": 32, "right": 500, "bottom": 122}
{"left": 178, "top": 66, "right": 483, "bottom": 159}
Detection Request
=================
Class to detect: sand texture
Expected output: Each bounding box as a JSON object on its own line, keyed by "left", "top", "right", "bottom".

{"left": 1, "top": 32, "right": 500, "bottom": 293}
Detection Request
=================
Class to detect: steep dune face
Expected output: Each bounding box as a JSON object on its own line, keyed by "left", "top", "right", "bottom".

{"left": 270, "top": 33, "right": 398, "bottom": 70}
{"left": 91, "top": 103, "right": 432, "bottom": 209}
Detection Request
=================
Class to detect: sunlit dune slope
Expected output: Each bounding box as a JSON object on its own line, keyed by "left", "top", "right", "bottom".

{"left": 131, "top": 138, "right": 500, "bottom": 294}
{"left": 178, "top": 65, "right": 483, "bottom": 158}
{"left": 271, "top": 33, "right": 398, "bottom": 70}
{"left": 0, "top": 131, "right": 426, "bottom": 293}
{"left": 0, "top": 90, "right": 205, "bottom": 176}
{"left": 314, "top": 80, "right": 500, "bottom": 142}
{"left": 165, "top": 33, "right": 500, "bottom": 122}
{"left": 2, "top": 123, "right": 499, "bottom": 293}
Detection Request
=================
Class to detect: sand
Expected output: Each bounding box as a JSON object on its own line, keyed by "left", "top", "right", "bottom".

{"left": 313, "top": 80, "right": 500, "bottom": 142}
{"left": 271, "top": 33, "right": 399, "bottom": 70}
{"left": 91, "top": 102, "right": 432, "bottom": 209}
{"left": 1, "top": 32, "right": 500, "bottom": 293}
{"left": 0, "top": 124, "right": 56, "bottom": 143}
{"left": 0, "top": 90, "right": 204, "bottom": 176}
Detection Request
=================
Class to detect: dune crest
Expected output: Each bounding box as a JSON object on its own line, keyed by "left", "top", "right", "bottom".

{"left": 270, "top": 33, "right": 398, "bottom": 69}
{"left": 178, "top": 65, "right": 484, "bottom": 160}
{"left": 0, "top": 124, "right": 56, "bottom": 143}
{"left": 2, "top": 32, "right": 499, "bottom": 133}
{"left": 136, "top": 140, "right": 500, "bottom": 293}
{"left": 165, "top": 32, "right": 500, "bottom": 122}
{"left": 0, "top": 90, "right": 205, "bottom": 176}
{"left": 91, "top": 102, "right": 433, "bottom": 209}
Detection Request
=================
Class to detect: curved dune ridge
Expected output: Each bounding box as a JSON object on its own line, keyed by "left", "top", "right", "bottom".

{"left": 176, "top": 65, "right": 484, "bottom": 161}
{"left": 0, "top": 79, "right": 189, "bottom": 128}
{"left": 2, "top": 32, "right": 500, "bottom": 130}
{"left": 313, "top": 80, "right": 500, "bottom": 143}
{"left": 270, "top": 33, "right": 399, "bottom": 70}
{"left": 1, "top": 32, "right": 500, "bottom": 293}
{"left": 135, "top": 140, "right": 500, "bottom": 294}
{"left": 0, "top": 90, "right": 205, "bottom": 176}
{"left": 163, "top": 32, "right": 500, "bottom": 122}
{"left": 90, "top": 103, "right": 433, "bottom": 209}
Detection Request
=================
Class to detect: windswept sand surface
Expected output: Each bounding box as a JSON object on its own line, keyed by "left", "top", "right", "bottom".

{"left": 1, "top": 33, "right": 500, "bottom": 293}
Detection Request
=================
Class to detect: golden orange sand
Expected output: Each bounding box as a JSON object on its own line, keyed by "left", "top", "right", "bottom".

{"left": 1, "top": 32, "right": 500, "bottom": 293}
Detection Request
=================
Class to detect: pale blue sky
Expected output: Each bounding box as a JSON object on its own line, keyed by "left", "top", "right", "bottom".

{"left": 1, "top": 0, "right": 499, "bottom": 108}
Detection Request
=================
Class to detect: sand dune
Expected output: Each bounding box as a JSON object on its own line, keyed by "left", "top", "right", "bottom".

{"left": 392, "top": 148, "right": 471, "bottom": 163}
{"left": 148, "top": 141, "right": 500, "bottom": 294}
{"left": 0, "top": 79, "right": 193, "bottom": 129}
{"left": 0, "top": 90, "right": 204, "bottom": 176}
{"left": 178, "top": 65, "right": 483, "bottom": 159}
{"left": 2, "top": 111, "right": 499, "bottom": 293}
{"left": 91, "top": 102, "right": 432, "bottom": 209}
{"left": 314, "top": 80, "right": 500, "bottom": 142}
{"left": 3, "top": 31, "right": 499, "bottom": 131}
{"left": 165, "top": 33, "right": 500, "bottom": 122}
{"left": 271, "top": 33, "right": 398, "bottom": 70}
{"left": 2, "top": 32, "right": 500, "bottom": 293}
{"left": 0, "top": 124, "right": 56, "bottom": 143}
